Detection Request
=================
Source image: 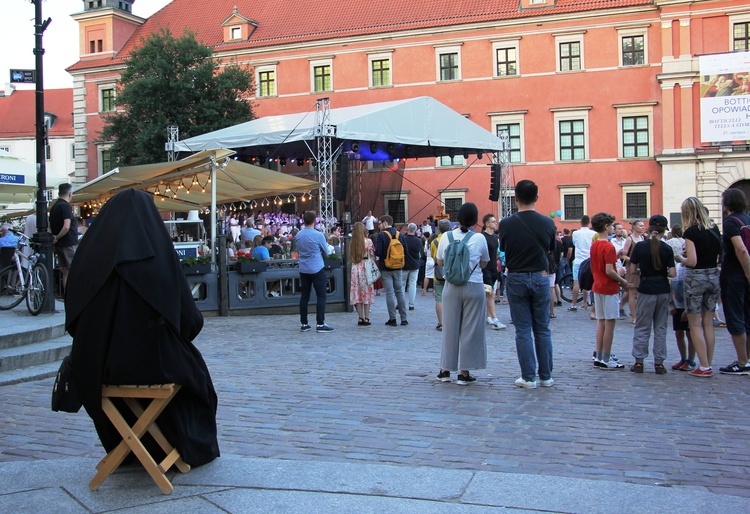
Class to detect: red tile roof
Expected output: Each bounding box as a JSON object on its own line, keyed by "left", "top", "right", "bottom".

{"left": 0, "top": 89, "right": 74, "bottom": 138}
{"left": 67, "top": 0, "right": 653, "bottom": 72}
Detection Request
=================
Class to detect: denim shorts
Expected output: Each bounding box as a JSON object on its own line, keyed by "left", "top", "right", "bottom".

{"left": 683, "top": 268, "right": 720, "bottom": 315}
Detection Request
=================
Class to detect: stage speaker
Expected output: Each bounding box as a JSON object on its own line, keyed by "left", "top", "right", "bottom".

{"left": 335, "top": 154, "right": 349, "bottom": 201}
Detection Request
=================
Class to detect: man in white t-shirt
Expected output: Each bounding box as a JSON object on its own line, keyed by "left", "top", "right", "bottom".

{"left": 363, "top": 211, "right": 377, "bottom": 235}
{"left": 569, "top": 215, "right": 595, "bottom": 311}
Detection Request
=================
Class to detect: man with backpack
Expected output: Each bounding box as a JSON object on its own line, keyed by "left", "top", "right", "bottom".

{"left": 718, "top": 188, "right": 750, "bottom": 375}
{"left": 375, "top": 215, "right": 408, "bottom": 326}
{"left": 498, "top": 180, "right": 556, "bottom": 389}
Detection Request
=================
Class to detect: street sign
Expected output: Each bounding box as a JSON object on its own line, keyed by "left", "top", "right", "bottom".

{"left": 9, "top": 69, "right": 36, "bottom": 84}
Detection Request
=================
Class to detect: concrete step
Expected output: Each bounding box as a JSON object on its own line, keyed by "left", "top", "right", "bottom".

{"left": 0, "top": 335, "right": 71, "bottom": 378}
{"left": 0, "top": 360, "right": 62, "bottom": 386}
{"left": 0, "top": 321, "right": 67, "bottom": 351}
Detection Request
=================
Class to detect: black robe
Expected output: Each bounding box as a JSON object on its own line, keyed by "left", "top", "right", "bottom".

{"left": 65, "top": 189, "right": 219, "bottom": 466}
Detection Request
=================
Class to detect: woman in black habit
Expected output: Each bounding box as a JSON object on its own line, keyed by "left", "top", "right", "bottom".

{"left": 66, "top": 188, "right": 219, "bottom": 466}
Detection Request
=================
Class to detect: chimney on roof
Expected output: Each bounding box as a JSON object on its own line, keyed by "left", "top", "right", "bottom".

{"left": 1, "top": 83, "right": 15, "bottom": 97}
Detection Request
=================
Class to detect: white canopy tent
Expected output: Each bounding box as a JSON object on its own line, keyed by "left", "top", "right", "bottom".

{"left": 71, "top": 149, "right": 320, "bottom": 262}
{"left": 174, "top": 96, "right": 505, "bottom": 159}
{"left": 0, "top": 149, "right": 71, "bottom": 218}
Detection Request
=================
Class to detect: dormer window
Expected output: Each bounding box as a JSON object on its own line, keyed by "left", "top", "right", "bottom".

{"left": 221, "top": 7, "right": 258, "bottom": 44}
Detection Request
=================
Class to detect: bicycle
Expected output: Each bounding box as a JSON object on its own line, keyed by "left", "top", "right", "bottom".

{"left": 0, "top": 229, "right": 49, "bottom": 315}
{"left": 559, "top": 271, "right": 584, "bottom": 304}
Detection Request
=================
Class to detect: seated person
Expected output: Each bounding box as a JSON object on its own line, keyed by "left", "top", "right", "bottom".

{"left": 65, "top": 189, "right": 219, "bottom": 467}
{"left": 251, "top": 236, "right": 274, "bottom": 261}
{"left": 227, "top": 241, "right": 238, "bottom": 263}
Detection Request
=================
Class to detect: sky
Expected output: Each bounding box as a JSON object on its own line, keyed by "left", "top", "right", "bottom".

{"left": 0, "top": 0, "right": 172, "bottom": 90}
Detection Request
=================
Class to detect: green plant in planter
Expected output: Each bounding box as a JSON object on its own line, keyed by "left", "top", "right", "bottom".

{"left": 181, "top": 253, "right": 210, "bottom": 266}
{"left": 326, "top": 253, "right": 342, "bottom": 261}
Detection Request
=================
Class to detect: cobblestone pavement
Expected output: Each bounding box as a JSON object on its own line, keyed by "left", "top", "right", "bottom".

{"left": 1, "top": 293, "right": 748, "bottom": 498}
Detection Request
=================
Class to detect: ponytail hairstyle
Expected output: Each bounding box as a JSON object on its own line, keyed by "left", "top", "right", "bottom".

{"left": 649, "top": 226, "right": 666, "bottom": 270}
{"left": 456, "top": 202, "right": 479, "bottom": 233}
{"left": 646, "top": 214, "right": 669, "bottom": 270}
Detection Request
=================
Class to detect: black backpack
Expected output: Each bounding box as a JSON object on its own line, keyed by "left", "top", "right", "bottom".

{"left": 578, "top": 258, "right": 594, "bottom": 291}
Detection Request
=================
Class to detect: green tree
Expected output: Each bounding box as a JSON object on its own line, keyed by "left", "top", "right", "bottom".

{"left": 101, "top": 29, "right": 255, "bottom": 166}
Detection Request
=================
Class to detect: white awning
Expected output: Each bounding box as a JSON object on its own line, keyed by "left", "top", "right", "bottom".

{"left": 174, "top": 96, "right": 505, "bottom": 158}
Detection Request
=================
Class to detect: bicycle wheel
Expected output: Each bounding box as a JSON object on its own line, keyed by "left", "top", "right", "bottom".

{"left": 26, "top": 263, "right": 48, "bottom": 316}
{"left": 559, "top": 272, "right": 583, "bottom": 304}
{"left": 0, "top": 264, "right": 28, "bottom": 310}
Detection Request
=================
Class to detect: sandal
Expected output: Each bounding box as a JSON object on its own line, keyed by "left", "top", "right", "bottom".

{"left": 630, "top": 363, "right": 644, "bottom": 373}
{"left": 358, "top": 318, "right": 366, "bottom": 326}
{"left": 364, "top": 318, "right": 371, "bottom": 326}
{"left": 436, "top": 323, "right": 442, "bottom": 331}
{"left": 550, "top": 313, "right": 556, "bottom": 318}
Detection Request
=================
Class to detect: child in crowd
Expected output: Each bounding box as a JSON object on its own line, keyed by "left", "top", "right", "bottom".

{"left": 670, "top": 260, "right": 696, "bottom": 370}
{"left": 590, "top": 213, "right": 628, "bottom": 369}
{"left": 629, "top": 215, "right": 676, "bottom": 374}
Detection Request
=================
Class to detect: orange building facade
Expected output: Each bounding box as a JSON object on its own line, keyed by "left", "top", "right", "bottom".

{"left": 67, "top": 0, "right": 750, "bottom": 227}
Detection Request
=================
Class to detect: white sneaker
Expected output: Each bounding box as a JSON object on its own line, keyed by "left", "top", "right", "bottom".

{"left": 515, "top": 377, "right": 537, "bottom": 389}
{"left": 599, "top": 358, "right": 625, "bottom": 370}
{"left": 486, "top": 317, "right": 494, "bottom": 325}
{"left": 492, "top": 319, "right": 507, "bottom": 330}
{"left": 539, "top": 378, "right": 554, "bottom": 387}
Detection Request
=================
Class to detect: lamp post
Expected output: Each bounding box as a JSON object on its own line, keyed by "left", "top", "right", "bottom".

{"left": 32, "top": 0, "right": 55, "bottom": 313}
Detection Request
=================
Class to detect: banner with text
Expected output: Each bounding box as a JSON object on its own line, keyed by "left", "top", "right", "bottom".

{"left": 699, "top": 51, "right": 750, "bottom": 143}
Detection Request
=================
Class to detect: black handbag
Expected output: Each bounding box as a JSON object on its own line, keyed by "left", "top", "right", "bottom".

{"left": 51, "top": 355, "right": 82, "bottom": 413}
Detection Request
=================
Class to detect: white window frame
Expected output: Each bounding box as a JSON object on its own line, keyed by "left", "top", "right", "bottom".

{"left": 559, "top": 186, "right": 588, "bottom": 222}
{"left": 383, "top": 192, "right": 408, "bottom": 224}
{"left": 617, "top": 25, "right": 648, "bottom": 67}
{"left": 434, "top": 44, "right": 462, "bottom": 82}
{"left": 622, "top": 183, "right": 651, "bottom": 222}
{"left": 554, "top": 31, "right": 585, "bottom": 72}
{"left": 229, "top": 26, "right": 242, "bottom": 40}
{"left": 309, "top": 57, "right": 334, "bottom": 93}
{"left": 615, "top": 103, "right": 655, "bottom": 159}
{"left": 436, "top": 155, "right": 465, "bottom": 167}
{"left": 255, "top": 64, "right": 278, "bottom": 98}
{"left": 98, "top": 144, "right": 114, "bottom": 175}
{"left": 367, "top": 51, "right": 393, "bottom": 88}
{"left": 99, "top": 84, "right": 116, "bottom": 113}
{"left": 728, "top": 13, "right": 750, "bottom": 51}
{"left": 490, "top": 111, "right": 526, "bottom": 163}
{"left": 492, "top": 38, "right": 520, "bottom": 77}
{"left": 440, "top": 190, "right": 466, "bottom": 220}
{"left": 553, "top": 108, "right": 590, "bottom": 162}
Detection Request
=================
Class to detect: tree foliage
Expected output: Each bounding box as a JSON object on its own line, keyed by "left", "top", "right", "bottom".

{"left": 101, "top": 29, "right": 255, "bottom": 166}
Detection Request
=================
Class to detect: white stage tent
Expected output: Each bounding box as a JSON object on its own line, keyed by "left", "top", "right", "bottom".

{"left": 174, "top": 96, "right": 505, "bottom": 160}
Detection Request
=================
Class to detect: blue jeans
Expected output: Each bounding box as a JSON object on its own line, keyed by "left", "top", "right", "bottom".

{"left": 507, "top": 272, "right": 554, "bottom": 381}
{"left": 300, "top": 269, "right": 327, "bottom": 326}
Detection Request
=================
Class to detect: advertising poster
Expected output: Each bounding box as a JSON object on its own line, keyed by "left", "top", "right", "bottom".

{"left": 699, "top": 51, "right": 750, "bottom": 142}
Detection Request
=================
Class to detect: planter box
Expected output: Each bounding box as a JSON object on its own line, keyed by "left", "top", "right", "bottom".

{"left": 182, "top": 263, "right": 212, "bottom": 275}
{"left": 323, "top": 259, "right": 342, "bottom": 269}
{"left": 237, "top": 261, "right": 269, "bottom": 274}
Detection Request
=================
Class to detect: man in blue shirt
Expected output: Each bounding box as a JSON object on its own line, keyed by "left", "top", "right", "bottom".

{"left": 240, "top": 218, "right": 261, "bottom": 249}
{"left": 295, "top": 211, "right": 333, "bottom": 333}
{"left": 251, "top": 236, "right": 273, "bottom": 261}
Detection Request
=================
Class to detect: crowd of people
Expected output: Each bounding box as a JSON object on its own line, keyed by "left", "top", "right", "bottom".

{"left": 561, "top": 190, "right": 750, "bottom": 379}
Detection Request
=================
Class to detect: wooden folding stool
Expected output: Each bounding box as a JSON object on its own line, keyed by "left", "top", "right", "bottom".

{"left": 89, "top": 384, "right": 191, "bottom": 495}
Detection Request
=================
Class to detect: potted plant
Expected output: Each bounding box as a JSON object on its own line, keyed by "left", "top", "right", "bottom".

{"left": 236, "top": 251, "right": 268, "bottom": 274}
{"left": 181, "top": 252, "right": 211, "bottom": 275}
{"left": 323, "top": 253, "right": 342, "bottom": 269}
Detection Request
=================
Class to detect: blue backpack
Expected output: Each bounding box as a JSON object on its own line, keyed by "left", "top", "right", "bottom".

{"left": 442, "top": 231, "right": 477, "bottom": 286}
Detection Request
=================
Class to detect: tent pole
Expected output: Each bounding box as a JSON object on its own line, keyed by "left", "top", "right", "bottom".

{"left": 210, "top": 160, "right": 217, "bottom": 264}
